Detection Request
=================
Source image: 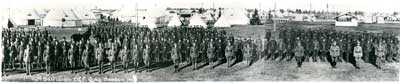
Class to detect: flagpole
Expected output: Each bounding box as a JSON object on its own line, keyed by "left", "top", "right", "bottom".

{"left": 273, "top": 2, "right": 276, "bottom": 32}
{"left": 136, "top": 2, "right": 139, "bottom": 27}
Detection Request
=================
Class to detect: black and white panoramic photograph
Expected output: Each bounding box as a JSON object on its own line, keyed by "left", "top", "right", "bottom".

{"left": 0, "top": 0, "right": 400, "bottom": 82}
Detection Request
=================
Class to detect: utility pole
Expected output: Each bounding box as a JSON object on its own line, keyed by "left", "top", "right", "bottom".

{"left": 136, "top": 2, "right": 139, "bottom": 27}
{"left": 273, "top": 2, "right": 276, "bottom": 32}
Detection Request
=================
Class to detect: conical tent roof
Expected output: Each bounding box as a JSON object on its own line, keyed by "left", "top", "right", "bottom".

{"left": 74, "top": 8, "right": 97, "bottom": 20}
{"left": 44, "top": 9, "right": 80, "bottom": 21}
{"left": 214, "top": 11, "right": 231, "bottom": 27}
{"left": 1, "top": 10, "right": 15, "bottom": 28}
{"left": 201, "top": 13, "right": 215, "bottom": 21}
{"left": 9, "top": 9, "right": 41, "bottom": 25}
{"left": 43, "top": 9, "right": 81, "bottom": 26}
{"left": 139, "top": 17, "right": 157, "bottom": 29}
{"left": 167, "top": 14, "right": 181, "bottom": 27}
{"left": 189, "top": 14, "right": 207, "bottom": 28}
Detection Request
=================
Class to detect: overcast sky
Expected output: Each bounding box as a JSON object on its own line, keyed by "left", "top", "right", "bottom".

{"left": 0, "top": 0, "right": 399, "bottom": 13}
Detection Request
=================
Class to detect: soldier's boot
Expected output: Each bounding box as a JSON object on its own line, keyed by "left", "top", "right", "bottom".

{"left": 20, "top": 62, "right": 23, "bottom": 69}
{"left": 122, "top": 64, "right": 126, "bottom": 73}
{"left": 227, "top": 58, "right": 230, "bottom": 68}
{"left": 346, "top": 54, "right": 351, "bottom": 63}
{"left": 332, "top": 62, "right": 337, "bottom": 68}
{"left": 319, "top": 55, "right": 324, "bottom": 62}
{"left": 308, "top": 56, "right": 313, "bottom": 62}
{"left": 2, "top": 65, "right": 7, "bottom": 76}
{"left": 99, "top": 62, "right": 103, "bottom": 74}
{"left": 112, "top": 63, "right": 116, "bottom": 73}
{"left": 363, "top": 54, "right": 369, "bottom": 63}
{"left": 376, "top": 58, "right": 382, "bottom": 69}
{"left": 393, "top": 55, "right": 399, "bottom": 62}
{"left": 26, "top": 63, "right": 32, "bottom": 75}
{"left": 386, "top": 55, "right": 393, "bottom": 63}
{"left": 193, "top": 62, "right": 197, "bottom": 70}
{"left": 11, "top": 61, "right": 15, "bottom": 70}
{"left": 84, "top": 68, "right": 87, "bottom": 74}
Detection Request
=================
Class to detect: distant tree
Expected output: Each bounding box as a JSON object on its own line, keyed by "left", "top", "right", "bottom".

{"left": 166, "top": 7, "right": 172, "bottom": 10}
{"left": 279, "top": 9, "right": 285, "bottom": 13}
{"left": 199, "top": 8, "right": 205, "bottom": 14}
{"left": 250, "top": 8, "right": 261, "bottom": 25}
{"left": 393, "top": 12, "right": 398, "bottom": 16}
{"left": 295, "top": 9, "right": 302, "bottom": 14}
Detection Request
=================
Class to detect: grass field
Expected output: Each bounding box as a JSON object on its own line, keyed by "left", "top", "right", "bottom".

{"left": 1, "top": 24, "right": 399, "bottom": 82}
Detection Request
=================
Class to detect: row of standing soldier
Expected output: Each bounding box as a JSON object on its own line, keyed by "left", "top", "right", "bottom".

{"left": 2, "top": 25, "right": 400, "bottom": 76}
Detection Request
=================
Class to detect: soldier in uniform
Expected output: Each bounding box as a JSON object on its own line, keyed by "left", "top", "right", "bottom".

{"left": 2, "top": 39, "right": 9, "bottom": 76}
{"left": 330, "top": 41, "right": 340, "bottom": 68}
{"left": 61, "top": 38, "right": 68, "bottom": 69}
{"left": 207, "top": 39, "right": 215, "bottom": 69}
{"left": 143, "top": 44, "right": 150, "bottom": 72}
{"left": 364, "top": 39, "right": 373, "bottom": 63}
{"left": 131, "top": 44, "right": 139, "bottom": 72}
{"left": 109, "top": 40, "right": 118, "bottom": 73}
{"left": 96, "top": 43, "right": 105, "bottom": 74}
{"left": 120, "top": 45, "right": 129, "bottom": 73}
{"left": 244, "top": 41, "right": 252, "bottom": 66}
{"left": 44, "top": 42, "right": 51, "bottom": 74}
{"left": 68, "top": 41, "right": 76, "bottom": 73}
{"left": 82, "top": 41, "right": 91, "bottom": 74}
{"left": 18, "top": 41, "right": 25, "bottom": 69}
{"left": 375, "top": 41, "right": 385, "bottom": 69}
{"left": 256, "top": 36, "right": 263, "bottom": 60}
{"left": 353, "top": 41, "right": 362, "bottom": 69}
{"left": 294, "top": 38, "right": 305, "bottom": 68}
{"left": 267, "top": 39, "right": 278, "bottom": 61}
{"left": 312, "top": 37, "right": 320, "bottom": 62}
{"left": 24, "top": 44, "right": 32, "bottom": 75}
{"left": 320, "top": 38, "right": 328, "bottom": 62}
{"left": 190, "top": 42, "right": 198, "bottom": 70}
{"left": 10, "top": 39, "right": 18, "bottom": 70}
{"left": 171, "top": 43, "right": 179, "bottom": 72}
{"left": 38, "top": 39, "right": 45, "bottom": 69}
{"left": 396, "top": 40, "right": 400, "bottom": 62}
{"left": 225, "top": 42, "right": 233, "bottom": 67}
{"left": 388, "top": 40, "right": 397, "bottom": 62}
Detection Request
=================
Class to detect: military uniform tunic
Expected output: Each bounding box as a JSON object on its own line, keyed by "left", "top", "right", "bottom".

{"left": 353, "top": 46, "right": 363, "bottom": 58}
{"left": 330, "top": 45, "right": 340, "bottom": 57}
{"left": 376, "top": 45, "right": 385, "bottom": 57}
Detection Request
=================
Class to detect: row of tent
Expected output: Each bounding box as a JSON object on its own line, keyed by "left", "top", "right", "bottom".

{"left": 111, "top": 8, "right": 250, "bottom": 29}
{"left": 2, "top": 8, "right": 251, "bottom": 29}
{"left": 1, "top": 8, "right": 98, "bottom": 28}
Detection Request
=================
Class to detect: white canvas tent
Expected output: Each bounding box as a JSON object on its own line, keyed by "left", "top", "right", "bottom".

{"left": 200, "top": 13, "right": 215, "bottom": 22}
{"left": 189, "top": 14, "right": 207, "bottom": 28}
{"left": 9, "top": 9, "right": 42, "bottom": 26}
{"left": 139, "top": 17, "right": 157, "bottom": 30}
{"left": 43, "top": 9, "right": 82, "bottom": 27}
{"left": 1, "top": 10, "right": 16, "bottom": 28}
{"left": 74, "top": 8, "right": 97, "bottom": 25}
{"left": 214, "top": 11, "right": 231, "bottom": 27}
{"left": 167, "top": 14, "right": 181, "bottom": 27}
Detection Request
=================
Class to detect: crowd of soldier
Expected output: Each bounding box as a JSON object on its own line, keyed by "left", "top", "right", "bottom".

{"left": 2, "top": 25, "right": 400, "bottom": 76}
